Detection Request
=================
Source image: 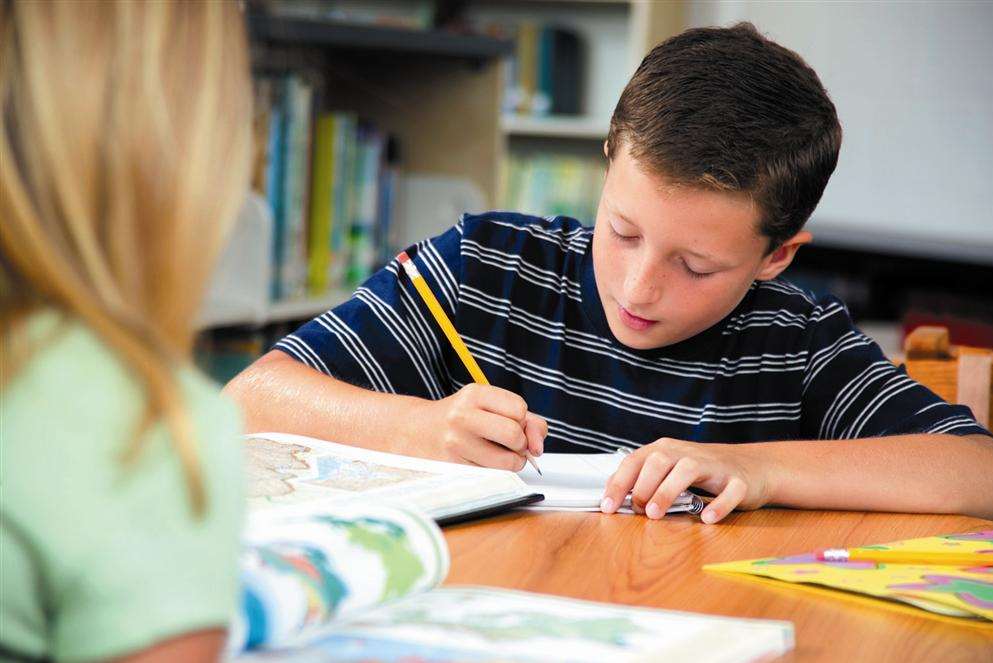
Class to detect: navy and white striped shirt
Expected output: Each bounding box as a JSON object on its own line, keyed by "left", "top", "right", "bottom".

{"left": 276, "top": 212, "right": 989, "bottom": 453}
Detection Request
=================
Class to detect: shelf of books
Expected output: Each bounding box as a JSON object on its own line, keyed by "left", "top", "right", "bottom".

{"left": 195, "top": 3, "right": 512, "bottom": 382}
{"left": 195, "top": 71, "right": 401, "bottom": 333}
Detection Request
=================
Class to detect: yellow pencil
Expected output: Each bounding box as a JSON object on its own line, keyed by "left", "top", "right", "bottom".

{"left": 817, "top": 549, "right": 993, "bottom": 566}
{"left": 397, "top": 251, "right": 542, "bottom": 475}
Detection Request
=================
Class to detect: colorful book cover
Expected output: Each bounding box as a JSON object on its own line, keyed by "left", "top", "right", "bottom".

{"left": 231, "top": 503, "right": 448, "bottom": 651}
{"left": 307, "top": 114, "right": 336, "bottom": 295}
{"left": 705, "top": 530, "right": 993, "bottom": 622}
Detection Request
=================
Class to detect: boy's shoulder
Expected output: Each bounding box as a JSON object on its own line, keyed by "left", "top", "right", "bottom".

{"left": 716, "top": 279, "right": 857, "bottom": 359}
{"left": 739, "top": 278, "right": 853, "bottom": 332}
{"left": 457, "top": 210, "right": 591, "bottom": 254}
{"left": 749, "top": 278, "right": 842, "bottom": 312}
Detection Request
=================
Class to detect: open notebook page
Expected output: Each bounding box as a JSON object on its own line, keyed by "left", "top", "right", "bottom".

{"left": 518, "top": 452, "right": 703, "bottom": 514}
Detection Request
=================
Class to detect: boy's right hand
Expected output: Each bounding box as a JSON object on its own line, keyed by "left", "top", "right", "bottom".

{"left": 407, "top": 384, "right": 546, "bottom": 470}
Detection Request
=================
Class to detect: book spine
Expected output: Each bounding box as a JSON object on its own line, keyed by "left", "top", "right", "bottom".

{"left": 265, "top": 79, "right": 287, "bottom": 301}
{"left": 534, "top": 26, "right": 553, "bottom": 115}
{"left": 280, "top": 75, "right": 313, "bottom": 300}
{"left": 347, "top": 126, "right": 384, "bottom": 285}
{"left": 329, "top": 112, "right": 357, "bottom": 287}
{"left": 306, "top": 114, "right": 336, "bottom": 295}
{"left": 517, "top": 21, "right": 537, "bottom": 114}
{"left": 375, "top": 137, "right": 398, "bottom": 266}
{"left": 251, "top": 78, "right": 273, "bottom": 194}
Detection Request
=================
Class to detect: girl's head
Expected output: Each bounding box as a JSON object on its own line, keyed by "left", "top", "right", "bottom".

{"left": 1, "top": 0, "right": 252, "bottom": 511}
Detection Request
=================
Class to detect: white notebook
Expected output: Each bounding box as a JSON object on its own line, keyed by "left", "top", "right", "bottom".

{"left": 520, "top": 451, "right": 704, "bottom": 515}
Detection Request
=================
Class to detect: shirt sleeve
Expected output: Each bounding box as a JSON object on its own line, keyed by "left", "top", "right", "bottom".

{"left": 799, "top": 295, "right": 990, "bottom": 440}
{"left": 274, "top": 222, "right": 464, "bottom": 400}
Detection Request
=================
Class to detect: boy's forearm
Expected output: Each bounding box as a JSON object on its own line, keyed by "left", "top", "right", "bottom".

{"left": 223, "top": 350, "right": 425, "bottom": 454}
{"left": 753, "top": 433, "right": 993, "bottom": 519}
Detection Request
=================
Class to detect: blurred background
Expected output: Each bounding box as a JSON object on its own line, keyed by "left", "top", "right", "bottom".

{"left": 196, "top": 0, "right": 993, "bottom": 384}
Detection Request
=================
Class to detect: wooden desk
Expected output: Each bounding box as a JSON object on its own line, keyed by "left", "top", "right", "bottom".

{"left": 444, "top": 509, "right": 993, "bottom": 662}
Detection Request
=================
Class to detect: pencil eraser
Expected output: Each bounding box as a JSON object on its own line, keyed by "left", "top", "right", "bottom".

{"left": 396, "top": 251, "right": 411, "bottom": 264}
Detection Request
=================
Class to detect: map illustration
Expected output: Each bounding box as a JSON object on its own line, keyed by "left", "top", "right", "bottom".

{"left": 245, "top": 436, "right": 433, "bottom": 500}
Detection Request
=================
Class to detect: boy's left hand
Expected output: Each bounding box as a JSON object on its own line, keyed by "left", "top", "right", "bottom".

{"left": 600, "top": 438, "right": 773, "bottom": 524}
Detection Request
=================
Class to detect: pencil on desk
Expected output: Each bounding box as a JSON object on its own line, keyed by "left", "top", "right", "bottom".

{"left": 816, "top": 549, "right": 993, "bottom": 566}
{"left": 396, "top": 251, "right": 542, "bottom": 475}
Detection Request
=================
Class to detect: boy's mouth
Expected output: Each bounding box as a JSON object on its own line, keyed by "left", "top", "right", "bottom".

{"left": 618, "top": 305, "right": 658, "bottom": 331}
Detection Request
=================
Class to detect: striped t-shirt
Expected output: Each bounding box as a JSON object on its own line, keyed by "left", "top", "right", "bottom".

{"left": 276, "top": 212, "right": 989, "bottom": 453}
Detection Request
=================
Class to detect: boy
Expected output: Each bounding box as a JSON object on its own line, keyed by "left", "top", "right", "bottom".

{"left": 227, "top": 24, "right": 992, "bottom": 522}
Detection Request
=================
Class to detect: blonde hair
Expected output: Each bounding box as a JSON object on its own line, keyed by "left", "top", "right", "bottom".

{"left": 0, "top": 0, "right": 252, "bottom": 514}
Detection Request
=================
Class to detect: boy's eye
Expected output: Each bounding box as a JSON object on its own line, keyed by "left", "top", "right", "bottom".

{"left": 681, "top": 259, "right": 713, "bottom": 279}
{"left": 609, "top": 224, "right": 637, "bottom": 242}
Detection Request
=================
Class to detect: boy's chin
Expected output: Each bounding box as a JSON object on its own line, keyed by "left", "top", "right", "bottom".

{"left": 608, "top": 321, "right": 686, "bottom": 351}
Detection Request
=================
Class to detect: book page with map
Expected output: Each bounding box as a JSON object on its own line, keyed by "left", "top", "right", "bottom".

{"left": 236, "top": 586, "right": 794, "bottom": 662}
{"left": 245, "top": 432, "right": 537, "bottom": 521}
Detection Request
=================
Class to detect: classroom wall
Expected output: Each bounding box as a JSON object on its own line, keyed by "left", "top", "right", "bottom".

{"left": 686, "top": 0, "right": 993, "bottom": 264}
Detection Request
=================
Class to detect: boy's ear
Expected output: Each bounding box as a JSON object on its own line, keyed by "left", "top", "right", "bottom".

{"left": 755, "top": 231, "right": 812, "bottom": 281}
{"left": 603, "top": 140, "right": 609, "bottom": 158}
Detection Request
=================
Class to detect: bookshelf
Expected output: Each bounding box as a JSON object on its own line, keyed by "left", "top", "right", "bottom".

{"left": 501, "top": 114, "right": 608, "bottom": 140}
{"left": 198, "top": 6, "right": 513, "bottom": 333}
{"left": 467, "top": 1, "right": 684, "bottom": 138}
{"left": 247, "top": 12, "right": 512, "bottom": 63}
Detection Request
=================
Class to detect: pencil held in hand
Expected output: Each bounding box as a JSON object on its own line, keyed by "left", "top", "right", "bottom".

{"left": 396, "top": 251, "right": 542, "bottom": 475}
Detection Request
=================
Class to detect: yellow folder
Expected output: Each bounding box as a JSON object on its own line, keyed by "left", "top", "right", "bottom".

{"left": 705, "top": 530, "right": 993, "bottom": 623}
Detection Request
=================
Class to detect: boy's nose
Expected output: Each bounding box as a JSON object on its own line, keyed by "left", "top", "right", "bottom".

{"left": 624, "top": 261, "right": 662, "bottom": 306}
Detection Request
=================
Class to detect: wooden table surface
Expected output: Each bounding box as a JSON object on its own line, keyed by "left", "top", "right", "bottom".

{"left": 443, "top": 509, "right": 993, "bottom": 662}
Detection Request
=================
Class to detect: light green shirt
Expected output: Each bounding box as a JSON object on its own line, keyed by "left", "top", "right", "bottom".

{"left": 1, "top": 312, "right": 244, "bottom": 661}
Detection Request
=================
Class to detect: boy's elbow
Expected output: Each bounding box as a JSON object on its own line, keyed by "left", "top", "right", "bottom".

{"left": 222, "top": 350, "right": 295, "bottom": 409}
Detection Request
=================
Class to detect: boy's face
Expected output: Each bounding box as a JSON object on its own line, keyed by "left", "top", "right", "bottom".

{"left": 592, "top": 143, "right": 807, "bottom": 350}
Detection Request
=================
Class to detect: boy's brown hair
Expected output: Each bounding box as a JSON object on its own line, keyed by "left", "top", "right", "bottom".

{"left": 607, "top": 23, "right": 842, "bottom": 251}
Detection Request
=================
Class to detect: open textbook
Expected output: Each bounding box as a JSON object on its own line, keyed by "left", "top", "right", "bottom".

{"left": 231, "top": 502, "right": 794, "bottom": 661}
{"left": 246, "top": 433, "right": 702, "bottom": 522}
